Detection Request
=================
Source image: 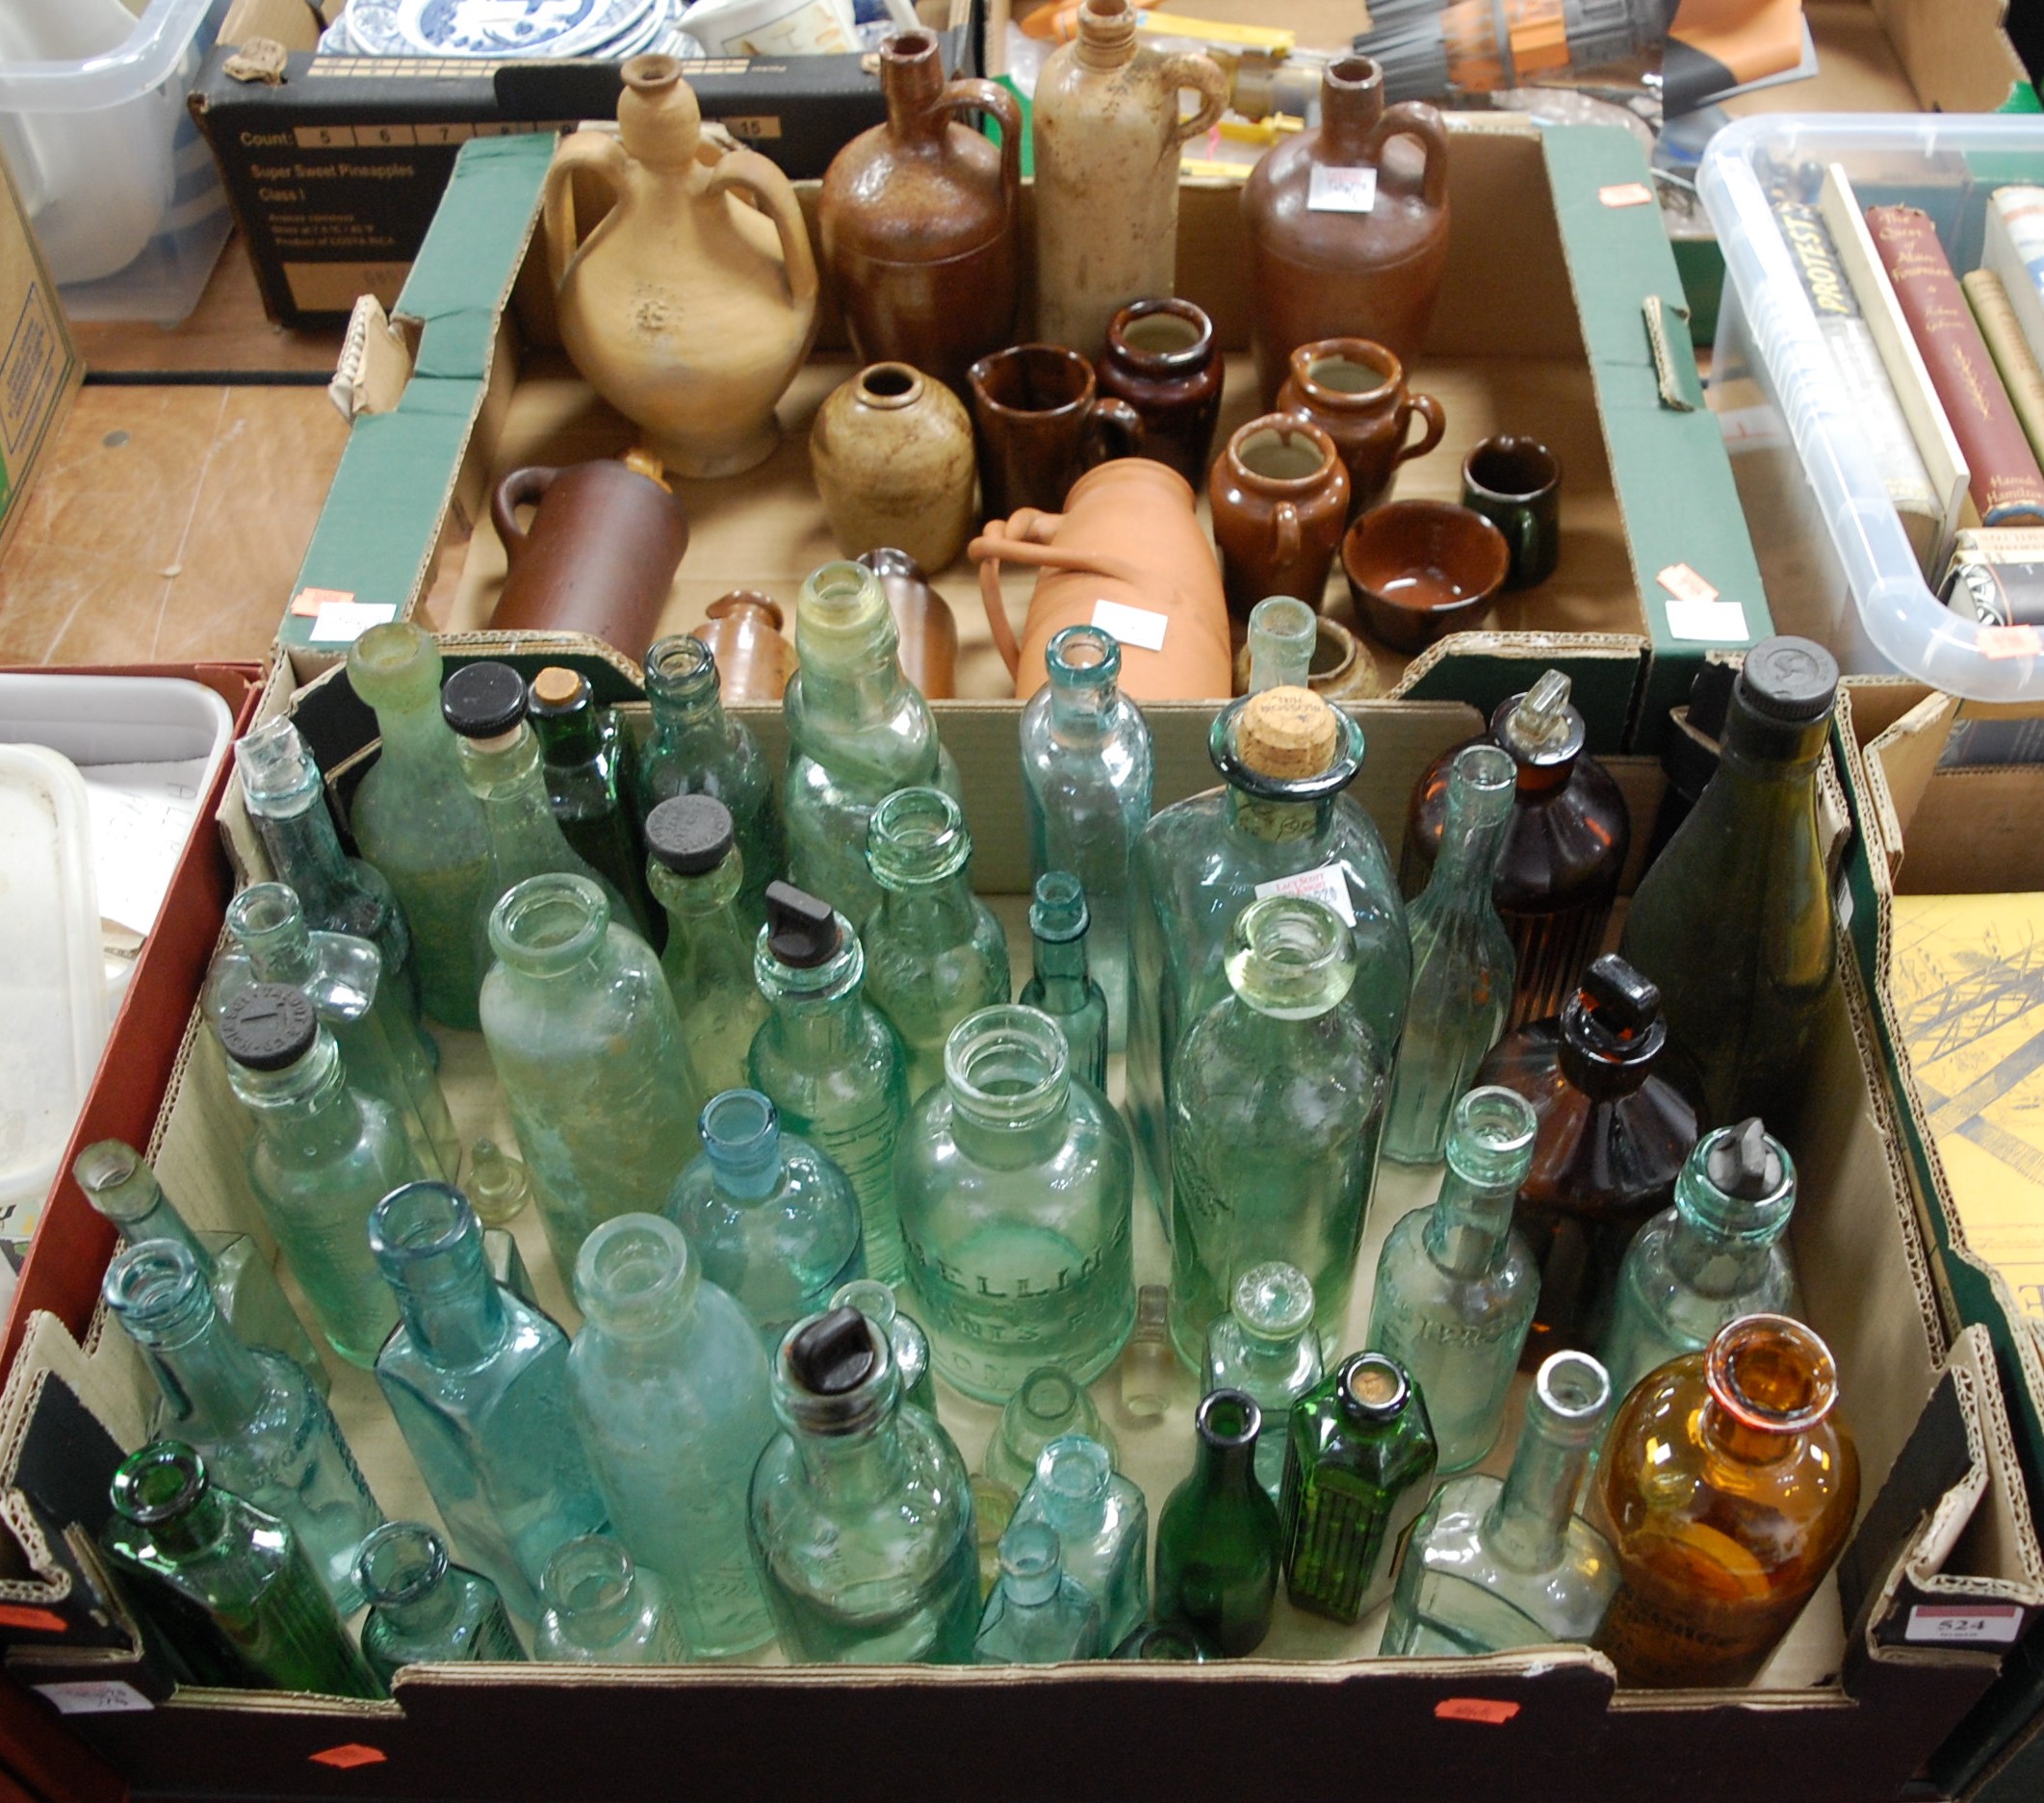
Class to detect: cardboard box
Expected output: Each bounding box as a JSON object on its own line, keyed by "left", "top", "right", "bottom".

{"left": 0, "top": 156, "right": 79, "bottom": 568}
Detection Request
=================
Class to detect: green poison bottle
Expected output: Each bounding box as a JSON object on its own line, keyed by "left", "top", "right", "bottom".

{"left": 528, "top": 665, "right": 660, "bottom": 944}
{"left": 1017, "top": 871, "right": 1109, "bottom": 1089}
{"left": 1154, "top": 1389, "right": 1281, "bottom": 1657}
{"left": 356, "top": 1522, "right": 527, "bottom": 1684}
{"left": 647, "top": 794, "right": 771, "bottom": 1100}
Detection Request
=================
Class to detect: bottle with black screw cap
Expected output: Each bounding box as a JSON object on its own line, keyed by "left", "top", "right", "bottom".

{"left": 527, "top": 665, "right": 660, "bottom": 946}
{"left": 646, "top": 795, "right": 768, "bottom": 1098}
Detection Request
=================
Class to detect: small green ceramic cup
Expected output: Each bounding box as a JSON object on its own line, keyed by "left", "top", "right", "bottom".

{"left": 1462, "top": 435, "right": 1562, "bottom": 591}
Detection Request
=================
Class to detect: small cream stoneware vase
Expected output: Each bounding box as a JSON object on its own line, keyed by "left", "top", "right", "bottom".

{"left": 811, "top": 361, "right": 977, "bottom": 572}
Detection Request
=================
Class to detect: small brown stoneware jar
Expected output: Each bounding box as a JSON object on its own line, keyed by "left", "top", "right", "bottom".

{"left": 1096, "top": 297, "right": 1225, "bottom": 486}
{"left": 1277, "top": 337, "right": 1445, "bottom": 518}
{"left": 690, "top": 590, "right": 795, "bottom": 702}
{"left": 1207, "top": 415, "right": 1351, "bottom": 623}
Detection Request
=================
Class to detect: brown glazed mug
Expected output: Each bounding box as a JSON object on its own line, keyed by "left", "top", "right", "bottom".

{"left": 1207, "top": 414, "right": 1351, "bottom": 622}
{"left": 1341, "top": 499, "right": 1510, "bottom": 653}
{"left": 1277, "top": 337, "right": 1445, "bottom": 518}
{"left": 968, "top": 343, "right": 1143, "bottom": 521}
{"left": 1096, "top": 297, "right": 1224, "bottom": 486}
{"left": 690, "top": 590, "right": 795, "bottom": 702}
{"left": 1462, "top": 434, "right": 1562, "bottom": 590}
{"left": 490, "top": 450, "right": 689, "bottom": 661}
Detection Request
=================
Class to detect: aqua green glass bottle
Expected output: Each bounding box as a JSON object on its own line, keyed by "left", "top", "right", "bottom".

{"left": 356, "top": 1522, "right": 526, "bottom": 1683}
{"left": 1154, "top": 1389, "right": 1281, "bottom": 1657}
{"left": 528, "top": 665, "right": 660, "bottom": 944}
{"left": 749, "top": 882, "right": 911, "bottom": 1282}
{"left": 535, "top": 1533, "right": 687, "bottom": 1663}
{"left": 1203, "top": 1261, "right": 1323, "bottom": 1502}
{"left": 1243, "top": 595, "right": 1316, "bottom": 691}
{"left": 102, "top": 1442, "right": 382, "bottom": 1698}
{"left": 1017, "top": 871, "right": 1109, "bottom": 1090}
{"left": 974, "top": 1520, "right": 1101, "bottom": 1663}
{"left": 1384, "top": 743, "right": 1517, "bottom": 1166}
{"left": 980, "top": 1366, "right": 1121, "bottom": 1502}
{"left": 862, "top": 786, "right": 1010, "bottom": 1099}
{"left": 1168, "top": 895, "right": 1387, "bottom": 1364}
{"left": 833, "top": 1277, "right": 938, "bottom": 1416}
{"left": 647, "top": 795, "right": 772, "bottom": 1101}
{"left": 1011, "top": 1433, "right": 1148, "bottom": 1649}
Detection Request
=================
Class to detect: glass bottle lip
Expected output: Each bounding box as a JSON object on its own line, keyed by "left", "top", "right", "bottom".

{"left": 797, "top": 560, "right": 896, "bottom": 664}
{"left": 574, "top": 1213, "right": 696, "bottom": 1338}
{"left": 645, "top": 632, "right": 719, "bottom": 703}
{"left": 1337, "top": 1352, "right": 1409, "bottom": 1421}
{"left": 701, "top": 1089, "right": 782, "bottom": 1195}
{"left": 996, "top": 1518, "right": 1064, "bottom": 1601}
{"left": 1035, "top": 1432, "right": 1112, "bottom": 1508}
{"left": 1046, "top": 625, "right": 1122, "bottom": 692}
{"left": 944, "top": 1006, "right": 1071, "bottom": 1130}
{"left": 368, "top": 1181, "right": 482, "bottom": 1283}
{"left": 1244, "top": 595, "right": 1318, "bottom": 691}
{"left": 356, "top": 1521, "right": 450, "bottom": 1610}
{"left": 104, "top": 1239, "right": 213, "bottom": 1345}
{"left": 755, "top": 909, "right": 863, "bottom": 998}
{"left": 832, "top": 1277, "right": 900, "bottom": 1329}
{"left": 540, "top": 1533, "right": 636, "bottom": 1618}
{"left": 1705, "top": 1313, "right": 1839, "bottom": 1436}
{"left": 1197, "top": 1387, "right": 1263, "bottom": 1450}
{"left": 111, "top": 1440, "right": 211, "bottom": 1527}
{"left": 1231, "top": 1261, "right": 1316, "bottom": 1339}
{"left": 74, "top": 1139, "right": 154, "bottom": 1223}
{"left": 1210, "top": 694, "right": 1365, "bottom": 803}
{"left": 1684, "top": 1121, "right": 1797, "bottom": 1240}
{"left": 867, "top": 786, "right": 972, "bottom": 889}
{"left": 1009, "top": 1365, "right": 1085, "bottom": 1436}
{"left": 1028, "top": 870, "right": 1090, "bottom": 944}
{"left": 347, "top": 619, "right": 442, "bottom": 709}
{"left": 773, "top": 1305, "right": 896, "bottom": 1436}
{"left": 233, "top": 718, "right": 319, "bottom": 811}
{"left": 227, "top": 882, "right": 308, "bottom": 951}
{"left": 1529, "top": 1350, "right": 1613, "bottom": 1446}
{"left": 1443, "top": 1086, "right": 1539, "bottom": 1193}
{"left": 1224, "top": 896, "right": 1358, "bottom": 1019}
{"left": 1442, "top": 742, "right": 1516, "bottom": 828}
{"left": 489, "top": 874, "right": 610, "bottom": 976}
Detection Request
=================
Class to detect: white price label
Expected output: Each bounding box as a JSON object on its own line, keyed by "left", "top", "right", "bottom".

{"left": 34, "top": 1681, "right": 154, "bottom": 1715}
{"left": 1254, "top": 863, "right": 1357, "bottom": 927}
{"left": 1665, "top": 597, "right": 1750, "bottom": 644}
{"left": 1308, "top": 165, "right": 1378, "bottom": 214}
{"left": 1090, "top": 599, "right": 1170, "bottom": 653}
{"left": 1906, "top": 1604, "right": 2025, "bottom": 1645}
{"left": 309, "top": 600, "right": 399, "bottom": 645}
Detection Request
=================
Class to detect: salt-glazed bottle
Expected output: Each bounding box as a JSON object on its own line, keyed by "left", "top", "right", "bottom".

{"left": 863, "top": 786, "right": 1010, "bottom": 1099}
{"left": 102, "top": 1241, "right": 385, "bottom": 1612}
{"left": 356, "top": 1523, "right": 526, "bottom": 1684}
{"left": 749, "top": 1304, "right": 980, "bottom": 1663}
{"left": 896, "top": 1005, "right": 1136, "bottom": 1402}
{"left": 750, "top": 883, "right": 912, "bottom": 1283}
{"left": 667, "top": 1089, "right": 866, "bottom": 1350}
{"left": 1383, "top": 1351, "right": 1618, "bottom": 1656}
{"left": 569, "top": 1213, "right": 777, "bottom": 1656}
{"left": 1203, "top": 1261, "right": 1323, "bottom": 1502}
{"left": 1154, "top": 1389, "right": 1281, "bottom": 1656}
{"left": 368, "top": 1181, "right": 608, "bottom": 1620}
{"left": 647, "top": 795, "right": 772, "bottom": 1100}
{"left": 636, "top": 633, "right": 784, "bottom": 934}
{"left": 1019, "top": 623, "right": 1153, "bottom": 1050}
{"left": 833, "top": 1277, "right": 938, "bottom": 1416}
{"left": 980, "top": 1364, "right": 1121, "bottom": 1502}
{"left": 1383, "top": 745, "right": 1517, "bottom": 1166}
{"left": 1012, "top": 1433, "right": 1149, "bottom": 1649}
{"left": 527, "top": 665, "right": 659, "bottom": 945}
{"left": 1031, "top": 0, "right": 1227, "bottom": 359}
{"left": 1017, "top": 871, "right": 1109, "bottom": 1089}
{"left": 975, "top": 1520, "right": 1101, "bottom": 1664}
{"left": 480, "top": 873, "right": 704, "bottom": 1278}
{"left": 783, "top": 559, "right": 962, "bottom": 929}
{"left": 811, "top": 362, "right": 978, "bottom": 573}
{"left": 1168, "top": 896, "right": 1387, "bottom": 1363}
{"left": 535, "top": 1533, "right": 687, "bottom": 1664}
{"left": 1368, "top": 1086, "right": 1541, "bottom": 1474}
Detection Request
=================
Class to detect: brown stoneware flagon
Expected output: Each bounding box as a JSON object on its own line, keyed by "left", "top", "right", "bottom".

{"left": 691, "top": 591, "right": 796, "bottom": 704}
{"left": 1208, "top": 415, "right": 1352, "bottom": 622}
{"left": 1097, "top": 297, "right": 1225, "bottom": 485}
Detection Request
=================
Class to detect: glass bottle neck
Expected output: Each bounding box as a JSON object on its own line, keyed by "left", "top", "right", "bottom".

{"left": 1028, "top": 929, "right": 1093, "bottom": 1015}
{"left": 1484, "top": 1415, "right": 1591, "bottom": 1572}
{"left": 652, "top": 855, "right": 743, "bottom": 924}
{"left": 799, "top": 655, "right": 910, "bottom": 727}
{"left": 647, "top": 670, "right": 728, "bottom": 745}
{"left": 769, "top": 978, "right": 868, "bottom": 1061}
{"left": 1194, "top": 1432, "right": 1258, "bottom": 1499}
{"left": 1425, "top": 794, "right": 1511, "bottom": 909}
{"left": 250, "top": 794, "right": 358, "bottom": 908}
{"left": 1666, "top": 1211, "right": 1777, "bottom": 1297}
{"left": 1227, "top": 786, "right": 1335, "bottom": 844}
{"left": 793, "top": 1412, "right": 912, "bottom": 1501}
{"left": 877, "top": 872, "right": 980, "bottom": 942}
{"left": 1422, "top": 1171, "right": 1517, "bottom": 1281}
{"left": 1700, "top": 1400, "right": 1800, "bottom": 1466}
{"left": 1048, "top": 676, "right": 1117, "bottom": 743}
{"left": 534, "top": 708, "right": 603, "bottom": 767}
{"left": 380, "top": 1577, "right": 459, "bottom": 1638}
{"left": 392, "top": 1240, "right": 509, "bottom": 1368}
{"left": 100, "top": 1183, "right": 214, "bottom": 1275}
{"left": 143, "top": 1306, "right": 276, "bottom": 1437}
{"left": 147, "top": 1485, "right": 235, "bottom": 1560}
{"left": 238, "top": 1039, "right": 364, "bottom": 1156}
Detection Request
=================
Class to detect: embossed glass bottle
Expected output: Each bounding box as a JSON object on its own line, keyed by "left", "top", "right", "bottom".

{"left": 356, "top": 1522, "right": 526, "bottom": 1683}
{"left": 1018, "top": 871, "right": 1109, "bottom": 1089}
{"left": 834, "top": 1278, "right": 938, "bottom": 1415}
{"left": 1203, "top": 1261, "right": 1323, "bottom": 1502}
{"left": 528, "top": 665, "right": 659, "bottom": 944}
{"left": 980, "top": 1365, "right": 1121, "bottom": 1502}
{"left": 975, "top": 1520, "right": 1101, "bottom": 1664}
{"left": 535, "top": 1534, "right": 687, "bottom": 1664}
{"left": 1012, "top": 1433, "right": 1148, "bottom": 1649}
{"left": 647, "top": 794, "right": 771, "bottom": 1101}
{"left": 1154, "top": 1389, "right": 1281, "bottom": 1657}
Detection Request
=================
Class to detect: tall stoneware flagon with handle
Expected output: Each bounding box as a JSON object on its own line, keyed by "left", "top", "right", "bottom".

{"left": 1242, "top": 55, "right": 1450, "bottom": 408}
{"left": 544, "top": 54, "right": 819, "bottom": 478}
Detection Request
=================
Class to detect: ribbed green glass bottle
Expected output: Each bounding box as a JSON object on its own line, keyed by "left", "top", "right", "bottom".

{"left": 356, "top": 1522, "right": 527, "bottom": 1683}
{"left": 1017, "top": 871, "right": 1109, "bottom": 1089}
{"left": 647, "top": 794, "right": 771, "bottom": 1101}
{"left": 528, "top": 665, "right": 660, "bottom": 944}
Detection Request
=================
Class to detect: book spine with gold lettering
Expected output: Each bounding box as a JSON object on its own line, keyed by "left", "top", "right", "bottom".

{"left": 1964, "top": 269, "right": 2044, "bottom": 471}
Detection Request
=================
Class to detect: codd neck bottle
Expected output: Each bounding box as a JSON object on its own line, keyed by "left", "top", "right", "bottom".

{"left": 975, "top": 1520, "right": 1100, "bottom": 1664}
{"left": 981, "top": 1364, "right": 1121, "bottom": 1502}
{"left": 782, "top": 560, "right": 962, "bottom": 929}
{"left": 1017, "top": 871, "right": 1109, "bottom": 1089}
{"left": 1203, "top": 1261, "right": 1322, "bottom": 1502}
{"left": 535, "top": 1533, "right": 686, "bottom": 1663}
{"left": 1619, "top": 637, "right": 1840, "bottom": 1138}
{"left": 215, "top": 984, "right": 417, "bottom": 1367}
{"left": 1243, "top": 595, "right": 1316, "bottom": 691}
{"left": 833, "top": 1278, "right": 937, "bottom": 1416}
{"left": 1367, "top": 1085, "right": 1541, "bottom": 1472}
{"left": 749, "top": 1305, "right": 979, "bottom": 1663}
{"left": 368, "top": 1181, "right": 608, "bottom": 1620}
{"left": 1129, "top": 687, "right": 1409, "bottom": 1210}
{"left": 528, "top": 665, "right": 660, "bottom": 944}
{"left": 1012, "top": 1434, "right": 1148, "bottom": 1649}
{"left": 480, "top": 873, "right": 704, "bottom": 1277}
{"left": 1383, "top": 1350, "right": 1618, "bottom": 1656}
{"left": 103, "top": 1240, "right": 385, "bottom": 1611}
{"left": 1154, "top": 1389, "right": 1281, "bottom": 1657}
{"left": 637, "top": 633, "right": 784, "bottom": 932}
{"left": 863, "top": 787, "right": 1010, "bottom": 1098}
{"left": 1020, "top": 624, "right": 1153, "bottom": 1052}
{"left": 466, "top": 1136, "right": 531, "bottom": 1227}
{"left": 357, "top": 1523, "right": 525, "bottom": 1683}
{"left": 568, "top": 1213, "right": 777, "bottom": 1656}
{"left": 896, "top": 1005, "right": 1136, "bottom": 1402}
{"left": 667, "top": 1089, "right": 866, "bottom": 1349}
{"left": 750, "top": 883, "right": 912, "bottom": 1282}
{"left": 344, "top": 623, "right": 494, "bottom": 1028}
{"left": 1600, "top": 1119, "right": 1799, "bottom": 1410}
{"left": 74, "top": 1139, "right": 325, "bottom": 1399}
{"left": 1384, "top": 744, "right": 1517, "bottom": 1166}
{"left": 102, "top": 1442, "right": 381, "bottom": 1698}
{"left": 647, "top": 794, "right": 770, "bottom": 1099}
{"left": 1168, "top": 895, "right": 1386, "bottom": 1364}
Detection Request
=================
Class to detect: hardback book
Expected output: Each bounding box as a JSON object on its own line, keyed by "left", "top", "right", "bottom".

{"left": 1982, "top": 186, "right": 2044, "bottom": 375}
{"left": 1964, "top": 269, "right": 2044, "bottom": 469}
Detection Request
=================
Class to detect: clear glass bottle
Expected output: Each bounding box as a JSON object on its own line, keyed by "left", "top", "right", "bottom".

{"left": 466, "top": 1136, "right": 532, "bottom": 1228}
{"left": 534, "top": 1533, "right": 686, "bottom": 1664}
{"left": 647, "top": 794, "right": 771, "bottom": 1101}
{"left": 102, "top": 1442, "right": 382, "bottom": 1698}
{"left": 782, "top": 559, "right": 962, "bottom": 930}
{"left": 527, "top": 665, "right": 660, "bottom": 944}
{"left": 974, "top": 1520, "right": 1101, "bottom": 1664}
{"left": 896, "top": 1005, "right": 1136, "bottom": 1402}
{"left": 1019, "top": 624, "right": 1154, "bottom": 1052}
{"left": 102, "top": 1240, "right": 385, "bottom": 1611}
{"left": 73, "top": 1139, "right": 326, "bottom": 1399}
{"left": 833, "top": 1277, "right": 938, "bottom": 1416}
{"left": 748, "top": 1304, "right": 980, "bottom": 1663}
{"left": 1600, "top": 1119, "right": 1799, "bottom": 1410}
{"left": 1154, "top": 1389, "right": 1281, "bottom": 1657}
{"left": 568, "top": 1213, "right": 778, "bottom": 1656}
{"left": 1167, "top": 895, "right": 1386, "bottom": 1364}
{"left": 1017, "top": 871, "right": 1109, "bottom": 1089}
{"left": 1279, "top": 1351, "right": 1437, "bottom": 1624}
{"left": 1012, "top": 1433, "right": 1148, "bottom": 1649}
{"left": 368, "top": 1181, "right": 608, "bottom": 1620}
{"left": 980, "top": 1365, "right": 1121, "bottom": 1501}
{"left": 1203, "top": 1261, "right": 1323, "bottom": 1502}
{"left": 344, "top": 623, "right": 495, "bottom": 1029}
{"left": 1595, "top": 1313, "right": 1860, "bottom": 1687}
{"left": 750, "top": 882, "right": 912, "bottom": 1282}
{"left": 862, "top": 786, "right": 1010, "bottom": 1100}
{"left": 1129, "top": 687, "right": 1409, "bottom": 1211}
{"left": 356, "top": 1522, "right": 526, "bottom": 1683}
{"left": 480, "top": 873, "right": 704, "bottom": 1278}
{"left": 636, "top": 633, "right": 785, "bottom": 934}
{"left": 1120, "top": 1284, "right": 1176, "bottom": 1423}
{"left": 1367, "top": 1085, "right": 1541, "bottom": 1472}
{"left": 1384, "top": 744, "right": 1517, "bottom": 1166}
{"left": 1382, "top": 1350, "right": 1618, "bottom": 1656}
{"left": 215, "top": 983, "right": 417, "bottom": 1367}
{"left": 1243, "top": 595, "right": 1316, "bottom": 692}
{"left": 667, "top": 1089, "right": 866, "bottom": 1350}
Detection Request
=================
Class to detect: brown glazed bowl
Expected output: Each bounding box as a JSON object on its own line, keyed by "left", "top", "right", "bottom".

{"left": 1341, "top": 500, "right": 1510, "bottom": 653}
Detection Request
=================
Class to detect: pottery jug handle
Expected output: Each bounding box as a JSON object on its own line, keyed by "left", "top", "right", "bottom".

{"left": 1396, "top": 392, "right": 1447, "bottom": 467}
{"left": 491, "top": 466, "right": 560, "bottom": 565}
{"left": 970, "top": 527, "right": 1031, "bottom": 678}
{"left": 1272, "top": 501, "right": 1301, "bottom": 566}
{"left": 707, "top": 150, "right": 821, "bottom": 309}
{"left": 541, "top": 132, "right": 630, "bottom": 293}
{"left": 1083, "top": 398, "right": 1145, "bottom": 468}
{"left": 1161, "top": 52, "right": 1229, "bottom": 147}
{"left": 1373, "top": 102, "right": 1450, "bottom": 212}
{"left": 944, "top": 79, "right": 1022, "bottom": 205}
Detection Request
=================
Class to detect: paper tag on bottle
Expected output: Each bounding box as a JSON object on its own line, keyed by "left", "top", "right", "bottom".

{"left": 308, "top": 600, "right": 399, "bottom": 645}
{"left": 1308, "top": 165, "right": 1378, "bottom": 213}
{"left": 1254, "top": 863, "right": 1357, "bottom": 927}
{"left": 1664, "top": 597, "right": 1749, "bottom": 644}
{"left": 1090, "top": 599, "right": 1170, "bottom": 653}
{"left": 33, "top": 1681, "right": 154, "bottom": 1715}
{"left": 1904, "top": 1603, "right": 2025, "bottom": 1645}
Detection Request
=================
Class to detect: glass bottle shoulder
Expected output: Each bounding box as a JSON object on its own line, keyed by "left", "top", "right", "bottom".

{"left": 894, "top": 1082, "right": 1131, "bottom": 1198}
{"left": 1376, "top": 1210, "right": 1540, "bottom": 1328}
{"left": 376, "top": 1301, "right": 568, "bottom": 1408}
{"left": 1173, "top": 994, "right": 1384, "bottom": 1125}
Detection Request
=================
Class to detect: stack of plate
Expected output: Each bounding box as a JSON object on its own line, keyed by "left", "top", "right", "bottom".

{"left": 323, "top": 0, "right": 702, "bottom": 58}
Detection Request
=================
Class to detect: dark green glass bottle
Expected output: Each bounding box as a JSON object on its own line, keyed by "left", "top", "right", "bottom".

{"left": 528, "top": 666, "right": 661, "bottom": 947}
{"left": 1153, "top": 1389, "right": 1281, "bottom": 1657}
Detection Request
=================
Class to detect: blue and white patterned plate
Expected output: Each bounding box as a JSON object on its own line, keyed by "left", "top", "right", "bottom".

{"left": 398, "top": 0, "right": 649, "bottom": 58}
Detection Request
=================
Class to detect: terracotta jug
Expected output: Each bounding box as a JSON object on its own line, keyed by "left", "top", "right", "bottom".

{"left": 1242, "top": 55, "right": 1450, "bottom": 406}
{"left": 1096, "top": 297, "right": 1225, "bottom": 486}
{"left": 691, "top": 591, "right": 796, "bottom": 703}
{"left": 543, "top": 54, "right": 819, "bottom": 478}
{"left": 812, "top": 362, "right": 977, "bottom": 574}
{"left": 857, "top": 547, "right": 959, "bottom": 701}
{"left": 1208, "top": 415, "right": 1351, "bottom": 622}
{"left": 970, "top": 457, "right": 1231, "bottom": 702}
{"left": 489, "top": 451, "right": 689, "bottom": 659}
{"left": 819, "top": 31, "right": 1022, "bottom": 395}
{"left": 1277, "top": 337, "right": 1445, "bottom": 518}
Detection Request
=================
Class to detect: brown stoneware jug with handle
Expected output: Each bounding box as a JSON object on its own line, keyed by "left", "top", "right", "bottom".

{"left": 692, "top": 592, "right": 795, "bottom": 703}
{"left": 820, "top": 30, "right": 1022, "bottom": 395}
{"left": 1278, "top": 337, "right": 1445, "bottom": 518}
{"left": 490, "top": 451, "right": 689, "bottom": 661}
{"left": 544, "top": 54, "right": 819, "bottom": 478}
{"left": 1208, "top": 416, "right": 1351, "bottom": 622}
{"left": 1243, "top": 55, "right": 1450, "bottom": 406}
